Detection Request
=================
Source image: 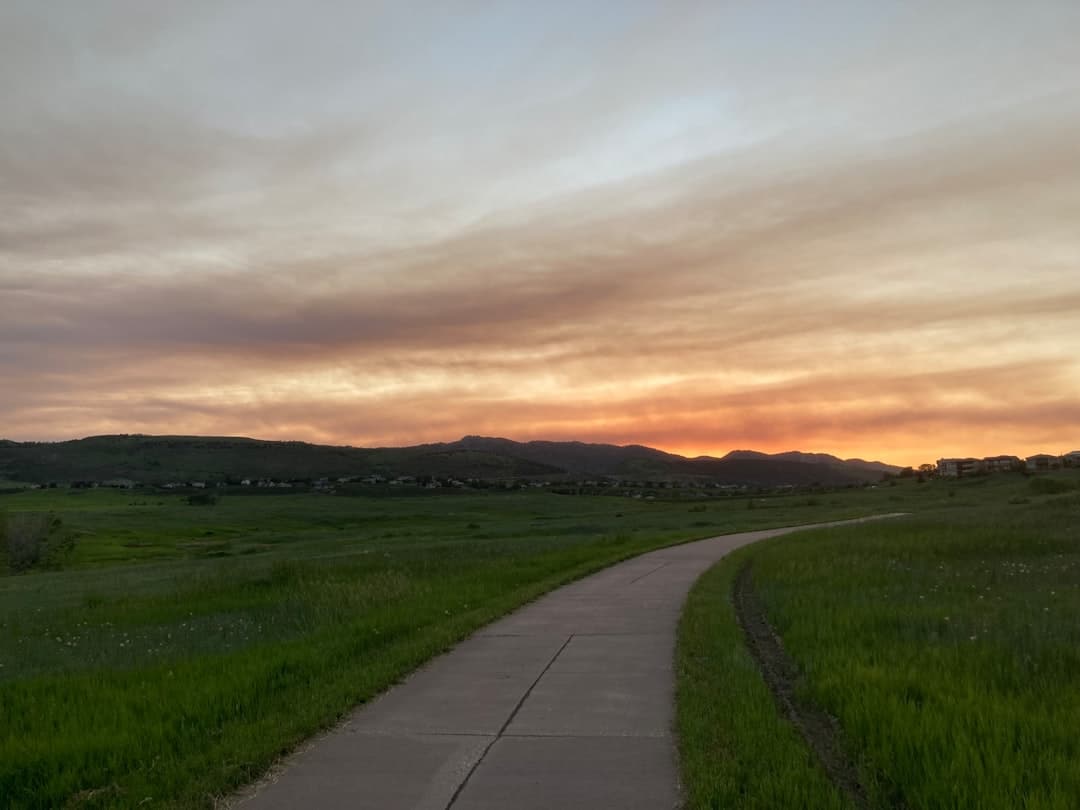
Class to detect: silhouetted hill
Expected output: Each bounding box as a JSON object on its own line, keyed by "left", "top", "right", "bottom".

{"left": 0, "top": 434, "right": 899, "bottom": 487}
{"left": 448, "top": 436, "right": 682, "bottom": 477}
{"left": 722, "top": 449, "right": 899, "bottom": 479}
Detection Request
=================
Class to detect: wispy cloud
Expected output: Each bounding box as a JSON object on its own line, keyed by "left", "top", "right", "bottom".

{"left": 2, "top": 1, "right": 1079, "bottom": 463}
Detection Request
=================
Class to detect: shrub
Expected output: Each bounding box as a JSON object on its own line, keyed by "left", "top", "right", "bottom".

{"left": 1, "top": 512, "right": 53, "bottom": 572}
{"left": 187, "top": 492, "right": 219, "bottom": 506}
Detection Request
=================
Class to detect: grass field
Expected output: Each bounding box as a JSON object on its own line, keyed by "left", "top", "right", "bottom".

{"left": 678, "top": 470, "right": 1080, "bottom": 809}
{"left": 0, "top": 482, "right": 919, "bottom": 808}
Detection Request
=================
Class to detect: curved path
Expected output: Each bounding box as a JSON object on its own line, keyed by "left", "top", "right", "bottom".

{"left": 235, "top": 516, "right": 899, "bottom": 809}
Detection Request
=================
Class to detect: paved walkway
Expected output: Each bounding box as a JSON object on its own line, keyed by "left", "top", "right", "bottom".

{"left": 236, "top": 517, "right": 897, "bottom": 809}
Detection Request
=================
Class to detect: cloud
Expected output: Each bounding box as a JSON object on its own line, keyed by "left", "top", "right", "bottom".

{"left": 2, "top": 2, "right": 1079, "bottom": 464}
{"left": 4, "top": 352, "right": 1077, "bottom": 466}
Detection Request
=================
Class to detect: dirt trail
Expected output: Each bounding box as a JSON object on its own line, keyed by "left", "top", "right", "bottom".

{"left": 733, "top": 563, "right": 874, "bottom": 810}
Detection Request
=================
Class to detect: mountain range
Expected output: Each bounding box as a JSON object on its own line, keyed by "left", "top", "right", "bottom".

{"left": 0, "top": 435, "right": 900, "bottom": 488}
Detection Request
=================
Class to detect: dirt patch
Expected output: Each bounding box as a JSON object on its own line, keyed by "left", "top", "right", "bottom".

{"left": 734, "top": 562, "right": 874, "bottom": 809}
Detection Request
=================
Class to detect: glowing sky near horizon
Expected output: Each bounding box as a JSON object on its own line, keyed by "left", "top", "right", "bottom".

{"left": 2, "top": 1, "right": 1080, "bottom": 465}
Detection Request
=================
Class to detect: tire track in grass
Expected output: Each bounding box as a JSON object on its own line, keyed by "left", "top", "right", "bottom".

{"left": 734, "top": 562, "right": 878, "bottom": 810}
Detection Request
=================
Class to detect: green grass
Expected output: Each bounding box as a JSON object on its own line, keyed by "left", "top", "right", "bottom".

{"left": 677, "top": 546, "right": 855, "bottom": 810}
{"left": 0, "top": 483, "right": 916, "bottom": 808}
{"left": 678, "top": 470, "right": 1080, "bottom": 809}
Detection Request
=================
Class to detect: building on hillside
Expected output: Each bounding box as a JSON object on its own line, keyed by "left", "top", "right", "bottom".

{"left": 983, "top": 455, "right": 1021, "bottom": 473}
{"left": 1062, "top": 451, "right": 1080, "bottom": 468}
{"left": 1025, "top": 454, "right": 1060, "bottom": 472}
{"left": 937, "top": 458, "right": 983, "bottom": 477}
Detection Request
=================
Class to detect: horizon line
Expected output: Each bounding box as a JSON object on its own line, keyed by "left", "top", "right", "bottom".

{"left": 6, "top": 430, "right": 1076, "bottom": 468}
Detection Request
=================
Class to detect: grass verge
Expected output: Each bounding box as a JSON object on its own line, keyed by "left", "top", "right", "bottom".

{"left": 677, "top": 541, "right": 855, "bottom": 810}
{"left": 678, "top": 471, "right": 1080, "bottom": 809}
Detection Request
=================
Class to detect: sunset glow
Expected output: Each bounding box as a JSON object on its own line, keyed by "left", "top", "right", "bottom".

{"left": 3, "top": 2, "right": 1080, "bottom": 466}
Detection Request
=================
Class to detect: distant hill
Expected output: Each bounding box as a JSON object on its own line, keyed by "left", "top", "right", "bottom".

{"left": 722, "top": 449, "right": 900, "bottom": 478}
{"left": 0, "top": 434, "right": 900, "bottom": 487}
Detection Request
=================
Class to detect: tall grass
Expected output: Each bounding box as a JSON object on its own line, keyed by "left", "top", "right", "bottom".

{"left": 677, "top": 544, "right": 854, "bottom": 810}
{"left": 2, "top": 542, "right": 664, "bottom": 807}
{"left": 679, "top": 474, "right": 1080, "bottom": 809}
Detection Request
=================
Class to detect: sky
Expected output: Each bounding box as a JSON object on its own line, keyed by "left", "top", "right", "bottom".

{"left": 2, "top": 1, "right": 1079, "bottom": 466}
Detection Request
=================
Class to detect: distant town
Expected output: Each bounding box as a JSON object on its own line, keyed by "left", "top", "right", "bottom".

{"left": 5, "top": 435, "right": 1079, "bottom": 494}
{"left": 936, "top": 451, "right": 1080, "bottom": 478}
{"left": 16, "top": 451, "right": 1080, "bottom": 495}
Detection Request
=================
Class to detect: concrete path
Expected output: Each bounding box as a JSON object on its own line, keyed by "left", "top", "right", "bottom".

{"left": 235, "top": 517, "right": 898, "bottom": 809}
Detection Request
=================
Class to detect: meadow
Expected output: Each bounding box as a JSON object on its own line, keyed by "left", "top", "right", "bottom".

{"left": 0, "top": 481, "right": 912, "bottom": 808}
{"left": 678, "top": 470, "right": 1080, "bottom": 809}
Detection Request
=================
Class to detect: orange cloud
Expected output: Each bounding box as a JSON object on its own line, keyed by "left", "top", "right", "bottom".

{"left": 2, "top": 6, "right": 1080, "bottom": 466}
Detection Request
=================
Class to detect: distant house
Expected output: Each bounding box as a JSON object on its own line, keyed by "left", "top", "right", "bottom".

{"left": 983, "top": 455, "right": 1021, "bottom": 473}
{"left": 1062, "top": 451, "right": 1080, "bottom": 468}
{"left": 102, "top": 478, "right": 137, "bottom": 489}
{"left": 937, "top": 458, "right": 983, "bottom": 478}
{"left": 1025, "top": 454, "right": 1060, "bottom": 472}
